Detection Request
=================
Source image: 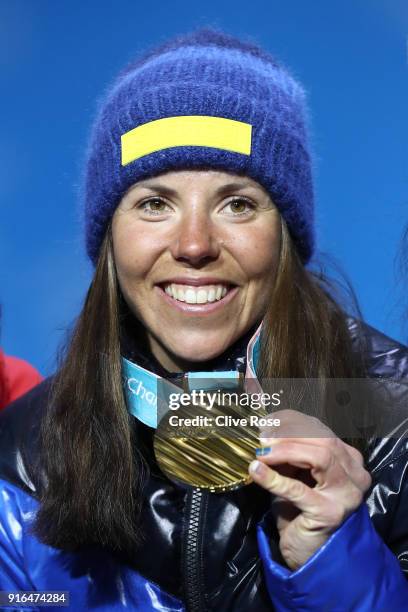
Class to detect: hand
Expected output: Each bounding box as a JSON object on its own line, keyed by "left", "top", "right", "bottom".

{"left": 248, "top": 409, "right": 372, "bottom": 570}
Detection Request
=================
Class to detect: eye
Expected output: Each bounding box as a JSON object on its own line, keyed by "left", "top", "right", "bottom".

{"left": 222, "top": 197, "right": 256, "bottom": 216}
{"left": 138, "top": 197, "right": 172, "bottom": 216}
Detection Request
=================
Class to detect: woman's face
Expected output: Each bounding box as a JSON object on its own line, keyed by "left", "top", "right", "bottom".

{"left": 112, "top": 170, "right": 281, "bottom": 371}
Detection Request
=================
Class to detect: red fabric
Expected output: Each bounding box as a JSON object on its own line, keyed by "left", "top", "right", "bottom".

{"left": 0, "top": 350, "right": 43, "bottom": 410}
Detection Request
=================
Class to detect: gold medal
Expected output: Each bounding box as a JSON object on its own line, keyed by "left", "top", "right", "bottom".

{"left": 154, "top": 382, "right": 263, "bottom": 492}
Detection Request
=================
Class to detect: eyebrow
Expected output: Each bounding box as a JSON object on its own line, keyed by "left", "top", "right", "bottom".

{"left": 135, "top": 180, "right": 258, "bottom": 197}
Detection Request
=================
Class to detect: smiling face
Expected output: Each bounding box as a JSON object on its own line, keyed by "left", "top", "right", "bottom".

{"left": 111, "top": 169, "right": 281, "bottom": 371}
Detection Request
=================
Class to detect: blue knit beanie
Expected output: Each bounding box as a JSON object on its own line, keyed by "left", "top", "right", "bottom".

{"left": 84, "top": 29, "right": 314, "bottom": 264}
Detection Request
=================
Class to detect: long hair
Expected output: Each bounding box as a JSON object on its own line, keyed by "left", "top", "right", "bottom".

{"left": 259, "top": 223, "right": 366, "bottom": 447}
{"left": 259, "top": 222, "right": 363, "bottom": 379}
{"left": 32, "top": 229, "right": 147, "bottom": 554}
{"left": 32, "top": 220, "right": 366, "bottom": 553}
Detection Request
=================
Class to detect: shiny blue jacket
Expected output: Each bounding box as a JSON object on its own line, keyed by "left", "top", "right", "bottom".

{"left": 1, "top": 321, "right": 408, "bottom": 611}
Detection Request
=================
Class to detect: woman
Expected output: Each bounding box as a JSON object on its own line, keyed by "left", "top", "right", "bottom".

{"left": 1, "top": 29, "right": 408, "bottom": 611}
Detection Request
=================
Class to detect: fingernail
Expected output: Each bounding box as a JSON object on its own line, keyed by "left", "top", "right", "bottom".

{"left": 255, "top": 447, "right": 271, "bottom": 456}
{"left": 259, "top": 437, "right": 279, "bottom": 445}
{"left": 249, "top": 460, "right": 265, "bottom": 475}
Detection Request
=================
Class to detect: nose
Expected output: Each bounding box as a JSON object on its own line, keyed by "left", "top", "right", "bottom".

{"left": 170, "top": 209, "right": 221, "bottom": 266}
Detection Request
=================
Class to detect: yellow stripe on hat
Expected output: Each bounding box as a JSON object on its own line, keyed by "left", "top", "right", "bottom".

{"left": 121, "top": 116, "right": 252, "bottom": 166}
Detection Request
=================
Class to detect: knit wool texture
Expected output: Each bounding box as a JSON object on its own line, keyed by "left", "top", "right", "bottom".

{"left": 84, "top": 29, "right": 315, "bottom": 264}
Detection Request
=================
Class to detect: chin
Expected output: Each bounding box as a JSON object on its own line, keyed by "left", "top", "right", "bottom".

{"left": 174, "top": 346, "right": 226, "bottom": 363}
{"left": 168, "top": 333, "right": 235, "bottom": 364}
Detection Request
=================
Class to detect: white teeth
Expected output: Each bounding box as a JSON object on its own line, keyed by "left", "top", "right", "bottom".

{"left": 196, "top": 289, "right": 207, "bottom": 304}
{"left": 184, "top": 289, "right": 197, "bottom": 304}
{"left": 176, "top": 287, "right": 185, "bottom": 301}
{"left": 163, "top": 283, "right": 231, "bottom": 304}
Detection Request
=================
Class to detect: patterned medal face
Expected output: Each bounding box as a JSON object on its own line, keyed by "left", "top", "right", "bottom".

{"left": 122, "top": 338, "right": 267, "bottom": 492}
{"left": 154, "top": 383, "right": 264, "bottom": 492}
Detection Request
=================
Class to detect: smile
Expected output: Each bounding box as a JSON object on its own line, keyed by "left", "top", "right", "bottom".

{"left": 163, "top": 283, "right": 229, "bottom": 304}
{"left": 156, "top": 280, "right": 239, "bottom": 314}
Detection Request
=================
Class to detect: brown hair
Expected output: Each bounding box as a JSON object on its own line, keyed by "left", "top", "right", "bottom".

{"left": 259, "top": 222, "right": 362, "bottom": 379}
{"left": 32, "top": 221, "right": 365, "bottom": 553}
{"left": 32, "top": 231, "right": 147, "bottom": 554}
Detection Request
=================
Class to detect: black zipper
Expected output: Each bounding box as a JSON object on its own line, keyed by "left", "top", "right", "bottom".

{"left": 183, "top": 487, "right": 207, "bottom": 612}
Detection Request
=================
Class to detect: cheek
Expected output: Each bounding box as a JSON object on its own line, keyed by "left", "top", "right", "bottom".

{"left": 230, "top": 227, "right": 280, "bottom": 281}
{"left": 112, "top": 221, "right": 164, "bottom": 284}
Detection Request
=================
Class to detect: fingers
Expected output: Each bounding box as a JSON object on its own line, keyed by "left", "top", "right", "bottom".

{"left": 249, "top": 451, "right": 365, "bottom": 523}
{"left": 258, "top": 409, "right": 369, "bottom": 491}
{"left": 249, "top": 460, "right": 318, "bottom": 512}
{"left": 250, "top": 412, "right": 371, "bottom": 564}
{"left": 343, "top": 441, "right": 365, "bottom": 466}
{"left": 254, "top": 441, "right": 344, "bottom": 487}
{"left": 257, "top": 440, "right": 370, "bottom": 492}
{"left": 258, "top": 437, "right": 369, "bottom": 491}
